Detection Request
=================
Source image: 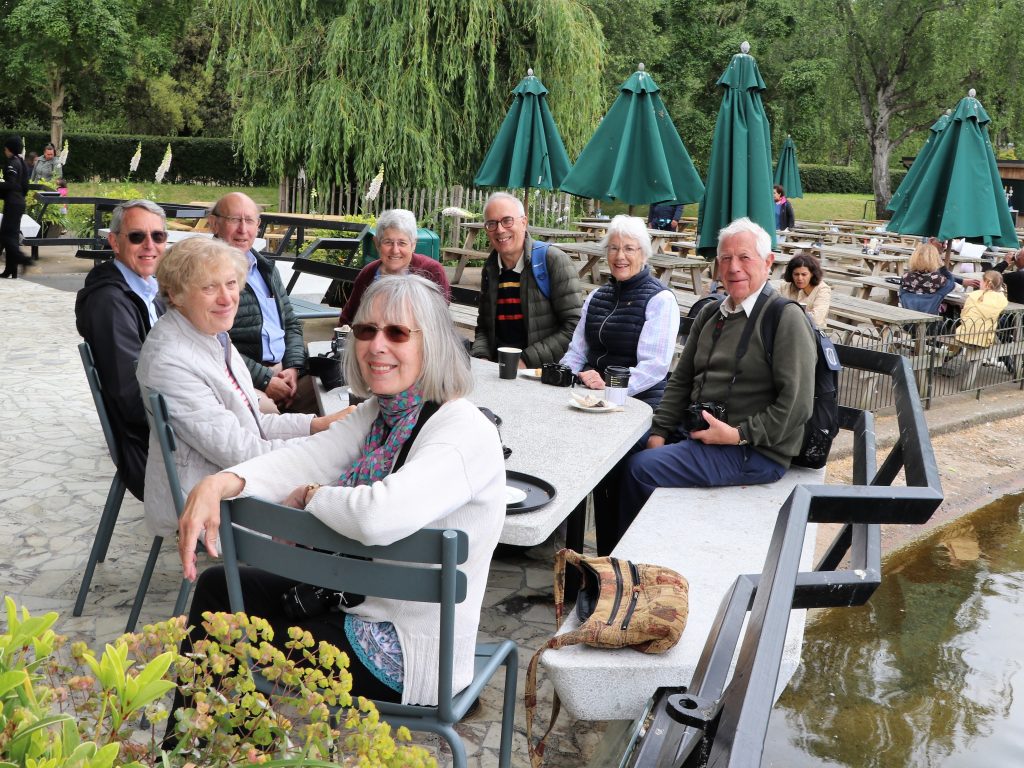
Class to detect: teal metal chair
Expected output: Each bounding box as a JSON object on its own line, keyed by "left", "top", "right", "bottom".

{"left": 74, "top": 342, "right": 132, "bottom": 617}
{"left": 219, "top": 497, "right": 518, "bottom": 768}
{"left": 133, "top": 390, "right": 200, "bottom": 632}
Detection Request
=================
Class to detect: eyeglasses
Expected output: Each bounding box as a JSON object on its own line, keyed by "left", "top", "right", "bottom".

{"left": 483, "top": 216, "right": 520, "bottom": 231}
{"left": 351, "top": 323, "right": 422, "bottom": 343}
{"left": 379, "top": 239, "right": 412, "bottom": 249}
{"left": 124, "top": 230, "right": 168, "bottom": 244}
{"left": 608, "top": 245, "right": 640, "bottom": 256}
{"left": 213, "top": 214, "right": 260, "bottom": 227}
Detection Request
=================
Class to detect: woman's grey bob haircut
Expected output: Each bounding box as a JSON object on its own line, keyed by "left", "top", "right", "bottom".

{"left": 345, "top": 274, "right": 473, "bottom": 402}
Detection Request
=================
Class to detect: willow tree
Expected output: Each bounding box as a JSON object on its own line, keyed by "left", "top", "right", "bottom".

{"left": 209, "top": 0, "right": 605, "bottom": 191}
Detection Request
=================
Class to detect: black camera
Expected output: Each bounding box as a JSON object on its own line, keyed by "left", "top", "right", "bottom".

{"left": 541, "top": 363, "right": 576, "bottom": 387}
{"left": 681, "top": 402, "right": 727, "bottom": 433}
{"left": 281, "top": 584, "right": 362, "bottom": 621}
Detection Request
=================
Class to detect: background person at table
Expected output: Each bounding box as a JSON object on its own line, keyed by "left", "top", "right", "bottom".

{"left": 472, "top": 191, "right": 582, "bottom": 368}
{"left": 985, "top": 247, "right": 1024, "bottom": 304}
{"left": 774, "top": 185, "right": 795, "bottom": 231}
{"left": 0, "top": 136, "right": 31, "bottom": 278}
{"left": 608, "top": 217, "right": 816, "bottom": 552}
{"left": 560, "top": 215, "right": 678, "bottom": 407}
{"left": 172, "top": 275, "right": 504, "bottom": 719}
{"left": 30, "top": 143, "right": 62, "bottom": 182}
{"left": 137, "top": 237, "right": 352, "bottom": 537}
{"left": 775, "top": 252, "right": 831, "bottom": 327}
{"left": 74, "top": 199, "right": 168, "bottom": 501}
{"left": 899, "top": 242, "right": 956, "bottom": 314}
{"left": 647, "top": 200, "right": 683, "bottom": 231}
{"left": 338, "top": 208, "right": 450, "bottom": 326}
{"left": 950, "top": 270, "right": 1007, "bottom": 350}
{"left": 208, "top": 192, "right": 315, "bottom": 414}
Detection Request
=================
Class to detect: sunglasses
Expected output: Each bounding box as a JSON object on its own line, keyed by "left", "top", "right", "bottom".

{"left": 351, "top": 323, "right": 422, "bottom": 343}
{"left": 125, "top": 230, "right": 168, "bottom": 244}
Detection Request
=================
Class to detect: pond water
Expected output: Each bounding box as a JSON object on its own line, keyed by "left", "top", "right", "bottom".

{"left": 761, "top": 494, "right": 1024, "bottom": 767}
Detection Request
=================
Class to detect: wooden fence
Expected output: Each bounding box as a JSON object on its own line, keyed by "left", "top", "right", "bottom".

{"left": 278, "top": 177, "right": 588, "bottom": 246}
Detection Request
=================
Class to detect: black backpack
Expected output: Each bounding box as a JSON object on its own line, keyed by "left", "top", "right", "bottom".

{"left": 683, "top": 292, "right": 840, "bottom": 469}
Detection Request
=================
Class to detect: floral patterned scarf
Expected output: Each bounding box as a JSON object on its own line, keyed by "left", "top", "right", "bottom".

{"left": 338, "top": 387, "right": 424, "bottom": 487}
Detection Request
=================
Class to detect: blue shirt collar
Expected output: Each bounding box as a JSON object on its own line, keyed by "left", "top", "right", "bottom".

{"left": 113, "top": 259, "right": 160, "bottom": 324}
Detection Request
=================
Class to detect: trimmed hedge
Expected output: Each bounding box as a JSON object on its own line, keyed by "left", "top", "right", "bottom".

{"left": 799, "top": 164, "right": 908, "bottom": 195}
{"left": 2, "top": 130, "right": 268, "bottom": 185}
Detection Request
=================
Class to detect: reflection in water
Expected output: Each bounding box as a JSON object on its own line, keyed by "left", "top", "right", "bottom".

{"left": 763, "top": 495, "right": 1024, "bottom": 767}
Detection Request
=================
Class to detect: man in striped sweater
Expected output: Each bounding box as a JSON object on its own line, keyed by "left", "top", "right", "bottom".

{"left": 471, "top": 192, "right": 582, "bottom": 368}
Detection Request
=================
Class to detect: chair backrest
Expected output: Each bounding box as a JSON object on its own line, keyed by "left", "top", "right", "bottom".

{"left": 145, "top": 390, "right": 186, "bottom": 518}
{"left": 219, "top": 497, "right": 469, "bottom": 706}
{"left": 78, "top": 342, "right": 120, "bottom": 464}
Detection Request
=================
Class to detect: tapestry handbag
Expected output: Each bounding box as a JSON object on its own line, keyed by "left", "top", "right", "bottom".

{"left": 525, "top": 548, "right": 689, "bottom": 767}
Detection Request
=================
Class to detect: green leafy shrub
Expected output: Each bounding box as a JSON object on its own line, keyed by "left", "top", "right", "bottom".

{"left": 797, "top": 164, "right": 907, "bottom": 194}
{"left": 0, "top": 597, "right": 434, "bottom": 767}
{"left": 4, "top": 130, "right": 267, "bottom": 185}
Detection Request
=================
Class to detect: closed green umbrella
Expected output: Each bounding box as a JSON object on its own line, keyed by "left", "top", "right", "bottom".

{"left": 559, "top": 63, "right": 704, "bottom": 208}
{"left": 886, "top": 109, "right": 951, "bottom": 220}
{"left": 885, "top": 90, "right": 1017, "bottom": 248}
{"left": 697, "top": 42, "right": 776, "bottom": 257}
{"left": 474, "top": 68, "right": 571, "bottom": 198}
{"left": 773, "top": 135, "right": 803, "bottom": 198}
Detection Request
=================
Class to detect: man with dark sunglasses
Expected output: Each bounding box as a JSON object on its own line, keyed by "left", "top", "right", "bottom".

{"left": 209, "top": 192, "right": 315, "bottom": 414}
{"left": 75, "top": 199, "right": 168, "bottom": 501}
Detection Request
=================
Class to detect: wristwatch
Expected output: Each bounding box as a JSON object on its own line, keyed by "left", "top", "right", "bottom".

{"left": 736, "top": 428, "right": 749, "bottom": 447}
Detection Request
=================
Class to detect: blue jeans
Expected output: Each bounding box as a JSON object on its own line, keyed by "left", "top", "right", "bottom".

{"left": 610, "top": 440, "right": 786, "bottom": 550}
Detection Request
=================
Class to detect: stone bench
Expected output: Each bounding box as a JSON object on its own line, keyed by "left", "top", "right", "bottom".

{"left": 540, "top": 465, "right": 826, "bottom": 721}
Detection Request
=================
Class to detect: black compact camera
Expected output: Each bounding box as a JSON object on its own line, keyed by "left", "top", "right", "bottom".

{"left": 541, "top": 363, "right": 576, "bottom": 387}
{"left": 281, "top": 583, "right": 363, "bottom": 620}
{"left": 681, "top": 402, "right": 727, "bottom": 433}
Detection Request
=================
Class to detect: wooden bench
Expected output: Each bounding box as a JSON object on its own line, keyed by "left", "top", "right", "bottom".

{"left": 448, "top": 302, "right": 479, "bottom": 330}
{"left": 443, "top": 246, "right": 488, "bottom": 284}
{"left": 540, "top": 466, "right": 826, "bottom": 721}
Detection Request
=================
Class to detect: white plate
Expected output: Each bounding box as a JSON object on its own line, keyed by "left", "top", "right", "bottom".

{"left": 505, "top": 485, "right": 528, "bottom": 505}
{"left": 568, "top": 399, "right": 619, "bottom": 413}
{"left": 520, "top": 368, "right": 543, "bottom": 380}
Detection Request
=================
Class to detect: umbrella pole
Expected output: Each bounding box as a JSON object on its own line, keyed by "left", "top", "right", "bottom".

{"left": 944, "top": 239, "right": 952, "bottom": 270}
{"left": 523, "top": 186, "right": 529, "bottom": 212}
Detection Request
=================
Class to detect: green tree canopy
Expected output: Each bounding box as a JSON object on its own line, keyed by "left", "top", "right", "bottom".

{"left": 210, "top": 0, "right": 605, "bottom": 190}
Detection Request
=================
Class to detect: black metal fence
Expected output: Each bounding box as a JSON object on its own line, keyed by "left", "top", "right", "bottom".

{"left": 827, "top": 311, "right": 1024, "bottom": 410}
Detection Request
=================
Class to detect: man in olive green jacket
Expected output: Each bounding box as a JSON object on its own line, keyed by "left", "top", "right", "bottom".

{"left": 471, "top": 192, "right": 582, "bottom": 369}
{"left": 601, "top": 217, "right": 816, "bottom": 551}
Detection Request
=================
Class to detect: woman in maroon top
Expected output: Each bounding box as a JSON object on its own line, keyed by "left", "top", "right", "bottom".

{"left": 339, "top": 209, "right": 450, "bottom": 326}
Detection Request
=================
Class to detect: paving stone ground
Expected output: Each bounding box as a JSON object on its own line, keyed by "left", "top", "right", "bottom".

{"left": 3, "top": 246, "right": 1023, "bottom": 766}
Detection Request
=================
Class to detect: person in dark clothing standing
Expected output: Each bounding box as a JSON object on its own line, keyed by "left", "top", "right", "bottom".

{"left": 75, "top": 199, "right": 168, "bottom": 501}
{"left": 0, "top": 136, "right": 32, "bottom": 278}
{"left": 773, "top": 185, "right": 795, "bottom": 231}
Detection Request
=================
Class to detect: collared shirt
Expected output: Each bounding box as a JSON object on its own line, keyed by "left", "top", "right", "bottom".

{"left": 246, "top": 251, "right": 286, "bottom": 363}
{"left": 113, "top": 259, "right": 160, "bottom": 326}
{"left": 721, "top": 281, "right": 769, "bottom": 317}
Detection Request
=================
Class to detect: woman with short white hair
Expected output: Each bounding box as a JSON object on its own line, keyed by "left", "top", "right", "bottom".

{"left": 338, "top": 208, "right": 450, "bottom": 326}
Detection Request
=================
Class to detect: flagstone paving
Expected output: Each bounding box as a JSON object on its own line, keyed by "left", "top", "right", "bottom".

{"left": 0, "top": 275, "right": 613, "bottom": 767}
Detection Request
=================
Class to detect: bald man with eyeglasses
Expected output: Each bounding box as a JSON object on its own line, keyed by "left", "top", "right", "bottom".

{"left": 75, "top": 199, "right": 169, "bottom": 501}
{"left": 209, "top": 192, "right": 315, "bottom": 414}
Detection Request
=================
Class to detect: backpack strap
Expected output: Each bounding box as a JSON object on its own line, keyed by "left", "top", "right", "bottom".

{"left": 530, "top": 241, "right": 551, "bottom": 299}
{"left": 392, "top": 400, "right": 440, "bottom": 471}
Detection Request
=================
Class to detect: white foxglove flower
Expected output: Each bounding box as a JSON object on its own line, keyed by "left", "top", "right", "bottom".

{"left": 129, "top": 142, "right": 141, "bottom": 173}
{"left": 155, "top": 143, "right": 172, "bottom": 183}
{"left": 364, "top": 164, "right": 384, "bottom": 201}
{"left": 20, "top": 137, "right": 25, "bottom": 158}
{"left": 441, "top": 206, "right": 477, "bottom": 217}
{"left": 59, "top": 139, "right": 69, "bottom": 165}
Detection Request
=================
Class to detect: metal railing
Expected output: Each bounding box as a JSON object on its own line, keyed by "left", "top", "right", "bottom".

{"left": 827, "top": 313, "right": 1024, "bottom": 410}
{"left": 622, "top": 344, "right": 944, "bottom": 767}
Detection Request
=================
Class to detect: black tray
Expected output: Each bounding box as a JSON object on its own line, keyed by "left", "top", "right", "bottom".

{"left": 505, "top": 470, "right": 556, "bottom": 514}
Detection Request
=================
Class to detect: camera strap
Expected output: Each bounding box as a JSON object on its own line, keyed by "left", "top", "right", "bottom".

{"left": 692, "top": 287, "right": 774, "bottom": 407}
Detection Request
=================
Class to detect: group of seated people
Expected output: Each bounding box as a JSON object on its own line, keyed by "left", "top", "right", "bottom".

{"left": 84, "top": 188, "right": 954, "bottom": 742}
